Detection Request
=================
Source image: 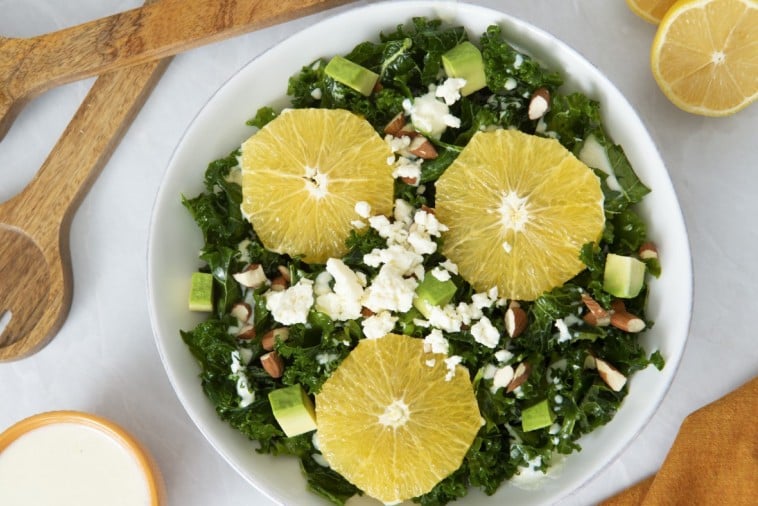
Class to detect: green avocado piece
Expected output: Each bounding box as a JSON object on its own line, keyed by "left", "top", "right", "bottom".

{"left": 324, "top": 55, "right": 379, "bottom": 96}
{"left": 268, "top": 385, "right": 317, "bottom": 437}
{"left": 441, "top": 41, "right": 487, "bottom": 96}
{"left": 521, "top": 399, "right": 554, "bottom": 432}
{"left": 603, "top": 253, "right": 646, "bottom": 298}
{"left": 188, "top": 272, "right": 213, "bottom": 312}
{"left": 413, "top": 271, "right": 457, "bottom": 318}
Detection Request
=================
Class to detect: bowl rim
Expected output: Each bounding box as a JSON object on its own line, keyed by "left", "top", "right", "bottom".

{"left": 146, "top": 1, "right": 694, "bottom": 504}
{"left": 0, "top": 410, "right": 165, "bottom": 505}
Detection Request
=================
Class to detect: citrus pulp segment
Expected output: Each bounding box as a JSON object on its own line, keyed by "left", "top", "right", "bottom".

{"left": 240, "top": 108, "right": 394, "bottom": 263}
{"left": 651, "top": 0, "right": 758, "bottom": 116}
{"left": 435, "top": 129, "right": 605, "bottom": 301}
{"left": 625, "top": 0, "right": 678, "bottom": 23}
{"left": 315, "top": 333, "right": 481, "bottom": 504}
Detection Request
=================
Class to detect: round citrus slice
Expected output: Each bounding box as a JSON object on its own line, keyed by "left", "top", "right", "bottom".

{"left": 625, "top": 0, "right": 678, "bottom": 23}
{"left": 315, "top": 333, "right": 481, "bottom": 504}
{"left": 435, "top": 129, "right": 605, "bottom": 301}
{"left": 240, "top": 108, "right": 394, "bottom": 263}
{"left": 651, "top": 0, "right": 758, "bottom": 116}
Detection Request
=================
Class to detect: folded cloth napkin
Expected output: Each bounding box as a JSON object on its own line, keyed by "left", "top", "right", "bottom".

{"left": 601, "top": 375, "right": 757, "bottom": 506}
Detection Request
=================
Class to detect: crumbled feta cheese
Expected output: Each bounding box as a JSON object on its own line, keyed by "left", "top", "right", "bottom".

{"left": 504, "top": 77, "right": 518, "bottom": 91}
{"left": 440, "top": 259, "right": 458, "bottom": 274}
{"left": 435, "top": 77, "right": 467, "bottom": 106}
{"left": 361, "top": 265, "right": 417, "bottom": 313}
{"left": 404, "top": 92, "right": 455, "bottom": 139}
{"left": 350, "top": 219, "right": 366, "bottom": 229}
{"left": 385, "top": 134, "right": 412, "bottom": 153}
{"left": 355, "top": 201, "right": 372, "bottom": 218}
{"left": 423, "top": 328, "right": 449, "bottom": 355}
{"left": 265, "top": 278, "right": 313, "bottom": 325}
{"left": 310, "top": 87, "right": 322, "bottom": 100}
{"left": 430, "top": 267, "right": 451, "bottom": 282}
{"left": 482, "top": 364, "right": 498, "bottom": 380}
{"left": 495, "top": 349, "right": 514, "bottom": 363}
{"left": 393, "top": 199, "right": 415, "bottom": 225}
{"left": 425, "top": 358, "right": 437, "bottom": 367}
{"left": 313, "top": 271, "right": 333, "bottom": 296}
{"left": 392, "top": 156, "right": 422, "bottom": 182}
{"left": 407, "top": 229, "right": 437, "bottom": 255}
{"left": 362, "top": 311, "right": 398, "bottom": 339}
{"left": 444, "top": 355, "right": 463, "bottom": 381}
{"left": 470, "top": 316, "right": 501, "bottom": 348}
{"left": 427, "top": 304, "right": 463, "bottom": 333}
{"left": 514, "top": 53, "right": 524, "bottom": 69}
{"left": 315, "top": 259, "right": 364, "bottom": 321}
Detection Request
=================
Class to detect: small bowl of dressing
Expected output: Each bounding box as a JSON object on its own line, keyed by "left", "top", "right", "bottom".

{"left": 0, "top": 411, "right": 164, "bottom": 506}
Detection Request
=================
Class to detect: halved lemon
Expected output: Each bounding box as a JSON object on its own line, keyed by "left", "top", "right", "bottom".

{"left": 315, "top": 333, "right": 481, "bottom": 504}
{"left": 435, "top": 129, "right": 605, "bottom": 301}
{"left": 240, "top": 108, "right": 394, "bottom": 263}
{"left": 626, "top": 0, "right": 678, "bottom": 23}
{"left": 651, "top": 0, "right": 758, "bottom": 116}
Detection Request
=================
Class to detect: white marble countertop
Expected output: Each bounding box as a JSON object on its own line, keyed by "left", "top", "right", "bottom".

{"left": 1, "top": 1, "right": 756, "bottom": 505}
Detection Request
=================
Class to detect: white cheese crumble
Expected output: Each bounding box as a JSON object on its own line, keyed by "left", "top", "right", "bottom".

{"left": 444, "top": 355, "right": 463, "bottom": 381}
{"left": 470, "top": 316, "right": 501, "bottom": 348}
{"left": 402, "top": 91, "right": 460, "bottom": 139}
{"left": 362, "top": 311, "right": 398, "bottom": 339}
{"left": 265, "top": 278, "right": 314, "bottom": 325}
{"left": 435, "top": 77, "right": 467, "bottom": 106}
{"left": 423, "top": 328, "right": 450, "bottom": 355}
{"left": 315, "top": 258, "right": 364, "bottom": 321}
{"left": 354, "top": 201, "right": 372, "bottom": 219}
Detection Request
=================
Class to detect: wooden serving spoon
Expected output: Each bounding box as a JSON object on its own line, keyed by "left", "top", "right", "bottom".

{"left": 0, "top": 0, "right": 351, "bottom": 140}
{"left": 0, "top": 0, "right": 350, "bottom": 361}
{"left": 0, "top": 56, "right": 170, "bottom": 361}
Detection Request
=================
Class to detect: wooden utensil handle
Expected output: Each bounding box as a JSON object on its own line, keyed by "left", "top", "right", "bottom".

{"left": 7, "top": 59, "right": 170, "bottom": 240}
{"left": 5, "top": 0, "right": 349, "bottom": 108}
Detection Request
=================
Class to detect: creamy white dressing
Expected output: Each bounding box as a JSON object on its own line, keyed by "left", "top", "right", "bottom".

{"left": 0, "top": 422, "right": 150, "bottom": 506}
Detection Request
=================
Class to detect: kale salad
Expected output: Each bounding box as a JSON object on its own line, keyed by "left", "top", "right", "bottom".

{"left": 180, "top": 17, "right": 663, "bottom": 506}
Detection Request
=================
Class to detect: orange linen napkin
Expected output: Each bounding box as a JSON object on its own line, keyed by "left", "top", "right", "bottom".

{"left": 601, "top": 375, "right": 758, "bottom": 506}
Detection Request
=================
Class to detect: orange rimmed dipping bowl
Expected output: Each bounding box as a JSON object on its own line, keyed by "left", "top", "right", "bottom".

{"left": 0, "top": 411, "right": 165, "bottom": 506}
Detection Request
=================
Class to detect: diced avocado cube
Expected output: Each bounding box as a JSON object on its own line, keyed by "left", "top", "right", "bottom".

{"left": 188, "top": 272, "right": 213, "bottom": 312}
{"left": 603, "top": 253, "right": 646, "bottom": 298}
{"left": 268, "top": 385, "right": 317, "bottom": 437}
{"left": 522, "top": 399, "right": 554, "bottom": 432}
{"left": 441, "top": 41, "right": 487, "bottom": 96}
{"left": 324, "top": 56, "right": 379, "bottom": 96}
{"left": 413, "top": 272, "right": 457, "bottom": 318}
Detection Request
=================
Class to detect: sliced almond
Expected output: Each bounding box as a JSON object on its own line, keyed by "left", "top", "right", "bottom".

{"left": 270, "top": 275, "right": 288, "bottom": 292}
{"left": 581, "top": 293, "right": 610, "bottom": 327}
{"left": 506, "top": 361, "right": 531, "bottom": 393}
{"left": 260, "top": 351, "right": 284, "bottom": 378}
{"left": 230, "top": 302, "right": 252, "bottom": 323}
{"left": 505, "top": 305, "right": 527, "bottom": 338}
{"left": 236, "top": 325, "right": 256, "bottom": 340}
{"left": 638, "top": 242, "right": 659, "bottom": 261}
{"left": 610, "top": 300, "right": 646, "bottom": 333}
{"left": 277, "top": 265, "right": 292, "bottom": 283}
{"left": 261, "top": 327, "right": 290, "bottom": 351}
{"left": 528, "top": 87, "right": 551, "bottom": 120}
{"left": 233, "top": 264, "right": 268, "bottom": 289}
{"left": 408, "top": 136, "right": 438, "bottom": 159}
{"left": 595, "top": 357, "right": 627, "bottom": 392}
{"left": 383, "top": 112, "right": 406, "bottom": 136}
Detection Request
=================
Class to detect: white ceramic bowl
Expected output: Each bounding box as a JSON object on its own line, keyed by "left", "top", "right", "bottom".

{"left": 147, "top": 2, "right": 693, "bottom": 504}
